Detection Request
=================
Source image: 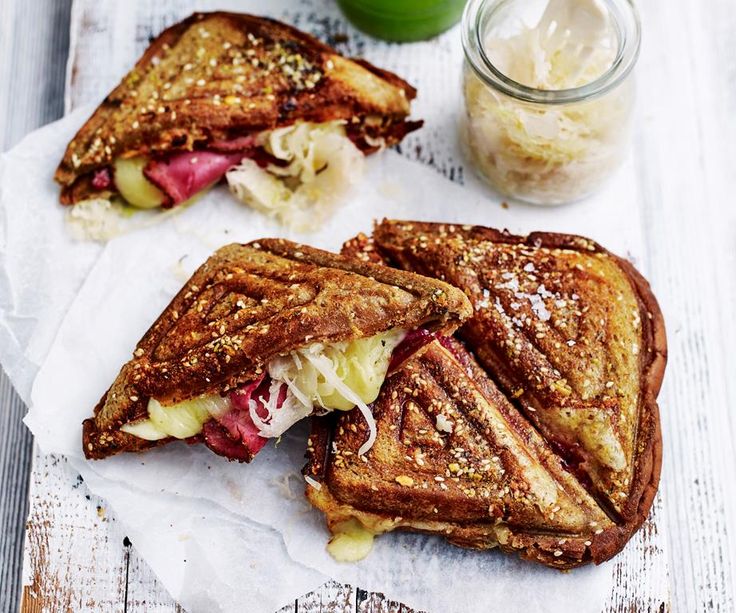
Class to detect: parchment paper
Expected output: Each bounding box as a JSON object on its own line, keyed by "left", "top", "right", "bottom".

{"left": 1, "top": 104, "right": 649, "bottom": 611}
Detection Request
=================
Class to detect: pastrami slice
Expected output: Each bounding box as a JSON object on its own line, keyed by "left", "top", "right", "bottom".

{"left": 144, "top": 151, "right": 245, "bottom": 205}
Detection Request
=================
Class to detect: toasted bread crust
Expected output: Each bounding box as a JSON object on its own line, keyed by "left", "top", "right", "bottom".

{"left": 306, "top": 339, "right": 620, "bottom": 569}
{"left": 57, "top": 12, "right": 421, "bottom": 203}
{"left": 83, "top": 239, "right": 471, "bottom": 460}
{"left": 305, "top": 221, "right": 666, "bottom": 569}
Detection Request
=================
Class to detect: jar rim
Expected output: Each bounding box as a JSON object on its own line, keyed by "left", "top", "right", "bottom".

{"left": 461, "top": 0, "right": 641, "bottom": 104}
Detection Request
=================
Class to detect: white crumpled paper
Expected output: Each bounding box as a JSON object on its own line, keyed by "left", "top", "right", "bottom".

{"left": 0, "top": 104, "right": 648, "bottom": 612}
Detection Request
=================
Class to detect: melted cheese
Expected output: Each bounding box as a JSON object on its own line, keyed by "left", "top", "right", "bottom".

{"left": 326, "top": 519, "right": 375, "bottom": 562}
{"left": 121, "top": 395, "right": 230, "bottom": 441}
{"left": 268, "top": 329, "right": 406, "bottom": 412}
{"left": 113, "top": 156, "right": 166, "bottom": 209}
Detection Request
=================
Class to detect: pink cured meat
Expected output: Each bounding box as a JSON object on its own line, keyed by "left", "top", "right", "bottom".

{"left": 202, "top": 328, "right": 442, "bottom": 461}
{"left": 92, "top": 167, "right": 112, "bottom": 190}
{"left": 144, "top": 150, "right": 245, "bottom": 205}
{"left": 388, "top": 328, "right": 436, "bottom": 373}
{"left": 202, "top": 376, "right": 289, "bottom": 461}
{"left": 201, "top": 421, "right": 256, "bottom": 461}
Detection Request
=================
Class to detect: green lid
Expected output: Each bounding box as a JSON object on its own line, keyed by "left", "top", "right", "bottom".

{"left": 337, "top": 0, "right": 467, "bottom": 42}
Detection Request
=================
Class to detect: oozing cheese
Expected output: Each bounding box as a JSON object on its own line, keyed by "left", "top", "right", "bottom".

{"left": 113, "top": 156, "right": 166, "bottom": 209}
{"left": 121, "top": 329, "right": 406, "bottom": 450}
{"left": 121, "top": 394, "right": 230, "bottom": 441}
{"left": 326, "top": 519, "right": 375, "bottom": 562}
{"left": 268, "top": 329, "right": 406, "bottom": 412}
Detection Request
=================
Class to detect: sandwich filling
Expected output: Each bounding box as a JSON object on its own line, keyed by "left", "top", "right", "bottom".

{"left": 121, "top": 327, "right": 434, "bottom": 459}
{"left": 72, "top": 120, "right": 368, "bottom": 235}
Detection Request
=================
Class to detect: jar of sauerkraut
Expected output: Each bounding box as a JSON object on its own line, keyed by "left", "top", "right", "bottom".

{"left": 461, "top": 0, "right": 640, "bottom": 205}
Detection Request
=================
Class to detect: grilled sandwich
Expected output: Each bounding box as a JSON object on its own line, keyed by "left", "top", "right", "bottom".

{"left": 83, "top": 239, "right": 471, "bottom": 461}
{"left": 56, "top": 12, "right": 421, "bottom": 230}
{"left": 306, "top": 337, "right": 616, "bottom": 569}
{"left": 303, "top": 221, "right": 666, "bottom": 568}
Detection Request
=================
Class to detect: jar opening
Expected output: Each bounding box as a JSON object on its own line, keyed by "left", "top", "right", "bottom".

{"left": 462, "top": 0, "right": 641, "bottom": 104}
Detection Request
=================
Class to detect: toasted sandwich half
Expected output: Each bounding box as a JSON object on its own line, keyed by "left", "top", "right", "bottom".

{"left": 345, "top": 221, "right": 666, "bottom": 529}
{"left": 305, "top": 337, "right": 619, "bottom": 569}
{"left": 83, "top": 239, "right": 471, "bottom": 461}
{"left": 56, "top": 12, "right": 421, "bottom": 229}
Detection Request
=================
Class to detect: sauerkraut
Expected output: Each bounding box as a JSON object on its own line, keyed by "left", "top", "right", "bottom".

{"left": 463, "top": 0, "right": 634, "bottom": 204}
{"left": 66, "top": 198, "right": 126, "bottom": 242}
{"left": 226, "top": 120, "right": 365, "bottom": 231}
{"left": 266, "top": 329, "right": 406, "bottom": 454}
{"left": 123, "top": 329, "right": 406, "bottom": 455}
{"left": 66, "top": 197, "right": 190, "bottom": 242}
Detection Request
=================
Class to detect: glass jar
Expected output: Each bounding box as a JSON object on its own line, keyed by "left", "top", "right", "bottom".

{"left": 337, "top": 0, "right": 468, "bottom": 42}
{"left": 461, "top": 0, "right": 641, "bottom": 205}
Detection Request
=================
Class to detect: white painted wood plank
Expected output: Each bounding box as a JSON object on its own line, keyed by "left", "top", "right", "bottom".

{"left": 0, "top": 2, "right": 72, "bottom": 612}
{"left": 0, "top": 372, "right": 33, "bottom": 613}
{"left": 0, "top": 0, "right": 71, "bottom": 150}
{"left": 21, "top": 451, "right": 129, "bottom": 612}
{"left": 631, "top": 0, "right": 736, "bottom": 610}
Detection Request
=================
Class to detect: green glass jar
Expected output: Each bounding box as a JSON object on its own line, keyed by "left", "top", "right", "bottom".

{"left": 337, "top": 0, "right": 467, "bottom": 42}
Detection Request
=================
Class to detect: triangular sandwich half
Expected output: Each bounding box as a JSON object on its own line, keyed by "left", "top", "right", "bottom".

{"left": 349, "top": 220, "right": 666, "bottom": 530}
{"left": 56, "top": 12, "right": 421, "bottom": 227}
{"left": 83, "top": 239, "right": 471, "bottom": 461}
{"left": 305, "top": 337, "right": 617, "bottom": 569}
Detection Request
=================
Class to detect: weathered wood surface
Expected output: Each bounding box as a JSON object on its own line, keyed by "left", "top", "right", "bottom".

{"left": 2, "top": 0, "right": 735, "bottom": 611}
{"left": 0, "top": 2, "right": 71, "bottom": 612}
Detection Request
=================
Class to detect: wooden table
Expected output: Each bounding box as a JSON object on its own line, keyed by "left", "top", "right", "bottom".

{"left": 1, "top": 0, "right": 735, "bottom": 611}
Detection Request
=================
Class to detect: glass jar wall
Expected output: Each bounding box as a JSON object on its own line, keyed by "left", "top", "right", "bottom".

{"left": 461, "top": 0, "right": 641, "bottom": 205}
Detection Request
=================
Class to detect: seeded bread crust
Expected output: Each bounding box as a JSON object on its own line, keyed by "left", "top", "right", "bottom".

{"left": 56, "top": 12, "right": 421, "bottom": 204}
{"left": 306, "top": 339, "right": 621, "bottom": 569}
{"left": 83, "top": 239, "right": 471, "bottom": 460}
{"left": 306, "top": 221, "right": 666, "bottom": 569}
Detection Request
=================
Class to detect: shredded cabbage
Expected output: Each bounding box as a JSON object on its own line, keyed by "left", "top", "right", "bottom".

{"left": 226, "top": 120, "right": 364, "bottom": 231}
{"left": 464, "top": 0, "right": 633, "bottom": 204}
{"left": 66, "top": 196, "right": 192, "bottom": 242}
{"left": 247, "top": 381, "right": 313, "bottom": 439}
{"left": 267, "top": 329, "right": 405, "bottom": 454}
{"left": 124, "top": 330, "right": 405, "bottom": 455}
{"left": 66, "top": 198, "right": 126, "bottom": 242}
